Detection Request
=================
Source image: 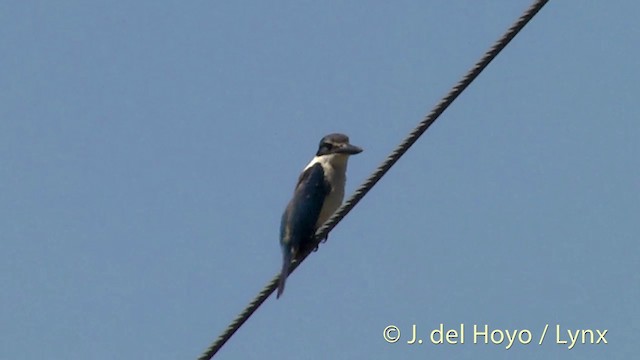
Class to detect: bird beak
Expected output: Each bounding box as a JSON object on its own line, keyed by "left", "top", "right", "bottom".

{"left": 337, "top": 143, "right": 363, "bottom": 155}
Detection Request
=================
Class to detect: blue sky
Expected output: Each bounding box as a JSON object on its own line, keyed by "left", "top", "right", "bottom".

{"left": 1, "top": 1, "right": 638, "bottom": 359}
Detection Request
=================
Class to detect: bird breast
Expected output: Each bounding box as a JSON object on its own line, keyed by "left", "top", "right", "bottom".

{"left": 315, "top": 156, "right": 348, "bottom": 228}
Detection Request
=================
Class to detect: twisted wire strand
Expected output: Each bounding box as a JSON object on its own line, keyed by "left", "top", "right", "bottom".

{"left": 198, "top": 1, "right": 549, "bottom": 358}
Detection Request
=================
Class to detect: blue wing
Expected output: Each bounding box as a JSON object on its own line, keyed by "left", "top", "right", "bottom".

{"left": 277, "top": 162, "right": 329, "bottom": 298}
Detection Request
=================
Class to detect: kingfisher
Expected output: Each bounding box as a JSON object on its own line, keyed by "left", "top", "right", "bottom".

{"left": 277, "top": 133, "right": 363, "bottom": 299}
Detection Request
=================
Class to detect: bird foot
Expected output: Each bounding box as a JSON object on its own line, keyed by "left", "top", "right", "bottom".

{"left": 307, "top": 235, "right": 329, "bottom": 253}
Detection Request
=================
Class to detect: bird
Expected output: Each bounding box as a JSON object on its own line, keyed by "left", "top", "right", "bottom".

{"left": 277, "top": 133, "right": 363, "bottom": 299}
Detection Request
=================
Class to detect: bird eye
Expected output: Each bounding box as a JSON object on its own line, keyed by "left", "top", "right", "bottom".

{"left": 316, "top": 141, "right": 335, "bottom": 156}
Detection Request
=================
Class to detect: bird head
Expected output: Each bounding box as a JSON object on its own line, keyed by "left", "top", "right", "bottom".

{"left": 315, "top": 133, "right": 363, "bottom": 157}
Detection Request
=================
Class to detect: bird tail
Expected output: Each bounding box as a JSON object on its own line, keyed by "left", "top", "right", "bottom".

{"left": 277, "top": 249, "right": 292, "bottom": 299}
